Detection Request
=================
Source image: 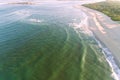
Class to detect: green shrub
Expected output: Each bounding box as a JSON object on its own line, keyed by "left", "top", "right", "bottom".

{"left": 83, "top": 1, "right": 120, "bottom": 21}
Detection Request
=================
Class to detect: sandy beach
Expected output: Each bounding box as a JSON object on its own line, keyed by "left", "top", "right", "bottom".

{"left": 0, "top": 1, "right": 119, "bottom": 80}
{"left": 74, "top": 5, "right": 120, "bottom": 79}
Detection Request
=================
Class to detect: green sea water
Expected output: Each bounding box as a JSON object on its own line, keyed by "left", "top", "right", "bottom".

{"left": 0, "top": 2, "right": 113, "bottom": 80}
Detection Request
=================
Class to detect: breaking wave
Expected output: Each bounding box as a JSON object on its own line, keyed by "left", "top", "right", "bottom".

{"left": 69, "top": 14, "right": 120, "bottom": 80}
{"left": 95, "top": 38, "right": 120, "bottom": 80}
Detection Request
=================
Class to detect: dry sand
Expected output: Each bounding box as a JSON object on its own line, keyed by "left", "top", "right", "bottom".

{"left": 74, "top": 5, "right": 120, "bottom": 79}
{"left": 75, "top": 5, "right": 120, "bottom": 67}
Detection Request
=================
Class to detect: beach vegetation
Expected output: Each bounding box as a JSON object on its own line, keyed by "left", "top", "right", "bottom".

{"left": 83, "top": 1, "right": 120, "bottom": 21}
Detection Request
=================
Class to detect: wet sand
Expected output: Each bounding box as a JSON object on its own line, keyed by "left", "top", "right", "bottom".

{"left": 0, "top": 2, "right": 116, "bottom": 80}
{"left": 74, "top": 5, "right": 120, "bottom": 80}
{"left": 75, "top": 5, "right": 120, "bottom": 66}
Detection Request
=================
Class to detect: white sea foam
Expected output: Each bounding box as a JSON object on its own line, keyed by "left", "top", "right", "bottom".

{"left": 94, "top": 38, "right": 120, "bottom": 80}
{"left": 69, "top": 12, "right": 120, "bottom": 80}
{"left": 69, "top": 12, "right": 93, "bottom": 36}
{"left": 29, "top": 18, "right": 43, "bottom": 23}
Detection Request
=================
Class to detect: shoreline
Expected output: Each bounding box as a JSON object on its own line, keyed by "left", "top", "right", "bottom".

{"left": 74, "top": 5, "right": 120, "bottom": 80}
{"left": 93, "top": 33, "right": 120, "bottom": 80}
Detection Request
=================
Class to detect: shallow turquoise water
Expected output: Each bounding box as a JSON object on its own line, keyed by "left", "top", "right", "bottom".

{"left": 0, "top": 2, "right": 113, "bottom": 80}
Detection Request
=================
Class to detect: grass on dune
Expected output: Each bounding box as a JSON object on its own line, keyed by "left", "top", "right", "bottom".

{"left": 83, "top": 1, "right": 120, "bottom": 21}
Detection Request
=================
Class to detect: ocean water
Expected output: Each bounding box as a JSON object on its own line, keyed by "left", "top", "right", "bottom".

{"left": 0, "top": 1, "right": 113, "bottom": 80}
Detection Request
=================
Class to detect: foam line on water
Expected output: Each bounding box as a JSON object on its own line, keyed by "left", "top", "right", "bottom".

{"left": 29, "top": 18, "right": 43, "bottom": 23}
{"left": 69, "top": 12, "right": 93, "bottom": 36}
{"left": 94, "top": 37, "right": 120, "bottom": 80}
{"left": 69, "top": 12, "right": 120, "bottom": 80}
